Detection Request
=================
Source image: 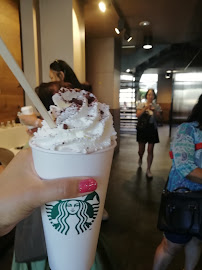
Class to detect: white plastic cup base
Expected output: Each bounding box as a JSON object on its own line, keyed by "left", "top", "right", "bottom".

{"left": 30, "top": 140, "right": 116, "bottom": 270}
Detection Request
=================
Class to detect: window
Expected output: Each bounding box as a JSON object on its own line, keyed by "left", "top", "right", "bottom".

{"left": 139, "top": 73, "right": 158, "bottom": 101}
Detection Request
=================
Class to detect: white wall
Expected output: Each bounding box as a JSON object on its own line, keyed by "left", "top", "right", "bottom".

{"left": 86, "top": 37, "right": 120, "bottom": 109}
{"left": 20, "top": 0, "right": 39, "bottom": 108}
{"left": 39, "top": 0, "right": 73, "bottom": 82}
{"left": 73, "top": 0, "right": 85, "bottom": 83}
{"left": 20, "top": 0, "right": 86, "bottom": 95}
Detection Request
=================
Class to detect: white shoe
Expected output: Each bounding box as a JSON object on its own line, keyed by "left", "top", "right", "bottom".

{"left": 102, "top": 208, "right": 109, "bottom": 221}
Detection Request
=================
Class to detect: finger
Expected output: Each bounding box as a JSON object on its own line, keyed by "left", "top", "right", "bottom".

{"left": 35, "top": 177, "right": 97, "bottom": 206}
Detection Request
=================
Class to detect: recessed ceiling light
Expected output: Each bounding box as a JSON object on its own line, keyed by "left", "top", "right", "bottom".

{"left": 143, "top": 44, "right": 152, "bottom": 49}
{"left": 98, "top": 2, "right": 106, "bottom": 13}
{"left": 115, "top": 27, "right": 120, "bottom": 34}
{"left": 127, "top": 37, "right": 133, "bottom": 42}
{"left": 126, "top": 69, "right": 130, "bottom": 72}
{"left": 115, "top": 18, "right": 125, "bottom": 35}
{"left": 139, "top": 21, "right": 150, "bottom": 26}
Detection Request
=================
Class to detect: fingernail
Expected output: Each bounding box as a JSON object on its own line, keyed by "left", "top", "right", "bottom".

{"left": 79, "top": 178, "right": 97, "bottom": 193}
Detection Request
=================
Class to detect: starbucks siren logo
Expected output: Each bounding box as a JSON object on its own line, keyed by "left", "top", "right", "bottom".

{"left": 45, "top": 191, "right": 100, "bottom": 235}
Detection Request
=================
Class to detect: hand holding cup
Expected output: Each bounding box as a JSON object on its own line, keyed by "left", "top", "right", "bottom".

{"left": 0, "top": 148, "right": 97, "bottom": 237}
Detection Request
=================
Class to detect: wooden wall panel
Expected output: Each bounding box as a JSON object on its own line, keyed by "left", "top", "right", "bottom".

{"left": 0, "top": 0, "right": 24, "bottom": 124}
{"left": 159, "top": 102, "right": 171, "bottom": 123}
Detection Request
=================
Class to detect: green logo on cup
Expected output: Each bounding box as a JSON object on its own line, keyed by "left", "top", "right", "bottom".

{"left": 45, "top": 191, "right": 100, "bottom": 235}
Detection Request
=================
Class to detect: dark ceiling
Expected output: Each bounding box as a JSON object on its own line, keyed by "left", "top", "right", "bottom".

{"left": 84, "top": 0, "right": 202, "bottom": 72}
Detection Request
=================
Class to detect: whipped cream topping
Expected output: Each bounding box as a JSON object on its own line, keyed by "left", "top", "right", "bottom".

{"left": 32, "top": 88, "right": 117, "bottom": 153}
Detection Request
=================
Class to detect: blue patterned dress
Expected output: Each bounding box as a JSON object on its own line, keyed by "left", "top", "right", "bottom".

{"left": 167, "top": 121, "right": 202, "bottom": 192}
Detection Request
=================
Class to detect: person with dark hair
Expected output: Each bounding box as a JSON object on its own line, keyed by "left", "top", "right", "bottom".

{"left": 19, "top": 61, "right": 92, "bottom": 129}
{"left": 35, "top": 81, "right": 73, "bottom": 110}
{"left": 49, "top": 59, "right": 92, "bottom": 92}
{"left": 153, "top": 94, "right": 202, "bottom": 270}
{"left": 136, "top": 88, "right": 162, "bottom": 179}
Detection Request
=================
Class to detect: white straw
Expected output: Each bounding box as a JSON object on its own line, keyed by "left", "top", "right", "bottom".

{"left": 0, "top": 37, "right": 56, "bottom": 128}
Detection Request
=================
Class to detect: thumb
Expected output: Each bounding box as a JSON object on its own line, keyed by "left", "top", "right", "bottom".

{"left": 35, "top": 177, "right": 97, "bottom": 206}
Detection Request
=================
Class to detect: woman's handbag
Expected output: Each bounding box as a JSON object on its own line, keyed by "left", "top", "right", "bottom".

{"left": 157, "top": 178, "right": 202, "bottom": 237}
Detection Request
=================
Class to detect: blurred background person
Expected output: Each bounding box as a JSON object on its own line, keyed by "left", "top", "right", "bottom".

{"left": 153, "top": 94, "right": 202, "bottom": 270}
{"left": 136, "top": 88, "right": 162, "bottom": 179}
{"left": 19, "top": 60, "right": 92, "bottom": 130}
{"left": 49, "top": 59, "right": 92, "bottom": 92}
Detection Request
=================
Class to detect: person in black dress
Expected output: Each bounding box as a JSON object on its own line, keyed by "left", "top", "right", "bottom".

{"left": 136, "top": 89, "right": 162, "bottom": 178}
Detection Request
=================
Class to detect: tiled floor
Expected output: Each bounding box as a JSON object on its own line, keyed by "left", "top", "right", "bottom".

{"left": 1, "top": 125, "right": 202, "bottom": 269}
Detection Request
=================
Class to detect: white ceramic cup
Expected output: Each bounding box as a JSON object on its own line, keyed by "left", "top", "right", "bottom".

{"left": 29, "top": 140, "right": 116, "bottom": 270}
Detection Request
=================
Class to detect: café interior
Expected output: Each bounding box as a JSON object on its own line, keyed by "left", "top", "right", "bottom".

{"left": 0, "top": 0, "right": 202, "bottom": 269}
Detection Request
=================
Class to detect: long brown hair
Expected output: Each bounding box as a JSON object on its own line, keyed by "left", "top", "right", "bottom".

{"left": 35, "top": 81, "right": 72, "bottom": 110}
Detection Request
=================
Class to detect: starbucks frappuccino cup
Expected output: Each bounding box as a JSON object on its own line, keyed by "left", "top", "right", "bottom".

{"left": 30, "top": 140, "right": 116, "bottom": 270}
{"left": 29, "top": 87, "right": 117, "bottom": 270}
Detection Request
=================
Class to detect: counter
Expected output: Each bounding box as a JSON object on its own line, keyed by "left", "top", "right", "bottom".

{"left": 0, "top": 124, "right": 29, "bottom": 154}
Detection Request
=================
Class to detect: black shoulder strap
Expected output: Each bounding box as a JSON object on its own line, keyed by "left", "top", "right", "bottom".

{"left": 163, "top": 168, "right": 172, "bottom": 191}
